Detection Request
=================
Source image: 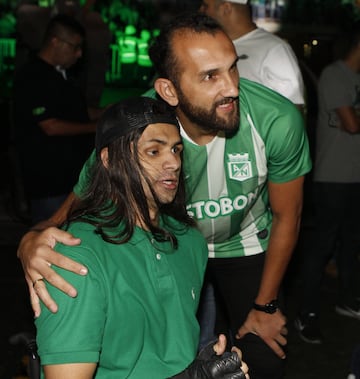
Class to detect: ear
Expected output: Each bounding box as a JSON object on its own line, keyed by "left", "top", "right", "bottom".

{"left": 154, "top": 78, "right": 179, "bottom": 107}
{"left": 222, "top": 1, "right": 233, "bottom": 15}
{"left": 100, "top": 147, "right": 109, "bottom": 168}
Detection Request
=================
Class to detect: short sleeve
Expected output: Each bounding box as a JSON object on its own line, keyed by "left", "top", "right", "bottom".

{"left": 266, "top": 105, "right": 312, "bottom": 183}
{"left": 35, "top": 243, "right": 106, "bottom": 365}
{"left": 73, "top": 149, "right": 97, "bottom": 198}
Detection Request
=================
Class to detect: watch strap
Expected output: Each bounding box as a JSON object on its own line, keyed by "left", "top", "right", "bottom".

{"left": 253, "top": 299, "right": 279, "bottom": 314}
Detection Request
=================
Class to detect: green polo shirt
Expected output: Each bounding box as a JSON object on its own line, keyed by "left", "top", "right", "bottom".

{"left": 35, "top": 217, "right": 208, "bottom": 378}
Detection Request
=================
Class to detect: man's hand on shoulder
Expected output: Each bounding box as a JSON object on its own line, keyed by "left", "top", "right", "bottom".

{"left": 17, "top": 226, "right": 86, "bottom": 317}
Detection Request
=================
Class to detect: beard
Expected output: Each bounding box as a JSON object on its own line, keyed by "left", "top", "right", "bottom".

{"left": 176, "top": 88, "right": 240, "bottom": 134}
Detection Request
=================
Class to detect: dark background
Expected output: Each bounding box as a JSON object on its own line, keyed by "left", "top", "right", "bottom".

{"left": 1, "top": 0, "right": 360, "bottom": 378}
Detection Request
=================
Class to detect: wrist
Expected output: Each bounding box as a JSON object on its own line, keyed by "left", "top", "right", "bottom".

{"left": 28, "top": 220, "right": 58, "bottom": 233}
{"left": 253, "top": 299, "right": 279, "bottom": 314}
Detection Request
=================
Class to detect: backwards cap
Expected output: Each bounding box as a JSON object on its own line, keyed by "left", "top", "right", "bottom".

{"left": 95, "top": 97, "right": 179, "bottom": 152}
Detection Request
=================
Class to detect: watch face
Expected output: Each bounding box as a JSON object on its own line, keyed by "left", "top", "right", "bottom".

{"left": 266, "top": 304, "right": 277, "bottom": 314}
{"left": 253, "top": 300, "right": 279, "bottom": 313}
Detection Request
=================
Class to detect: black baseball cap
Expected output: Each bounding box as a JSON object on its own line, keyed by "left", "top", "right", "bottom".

{"left": 95, "top": 97, "right": 179, "bottom": 152}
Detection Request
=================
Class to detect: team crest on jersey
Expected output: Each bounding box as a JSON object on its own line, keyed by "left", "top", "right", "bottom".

{"left": 227, "top": 153, "right": 252, "bottom": 182}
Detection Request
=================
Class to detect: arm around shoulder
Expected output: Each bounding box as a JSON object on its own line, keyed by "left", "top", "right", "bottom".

{"left": 17, "top": 192, "right": 88, "bottom": 316}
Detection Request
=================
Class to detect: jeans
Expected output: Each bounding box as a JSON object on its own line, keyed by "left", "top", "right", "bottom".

{"left": 198, "top": 254, "right": 285, "bottom": 379}
{"left": 197, "top": 282, "right": 217, "bottom": 350}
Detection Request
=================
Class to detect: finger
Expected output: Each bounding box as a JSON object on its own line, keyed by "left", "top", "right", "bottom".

{"left": 26, "top": 276, "right": 42, "bottom": 317}
{"left": 30, "top": 287, "right": 42, "bottom": 317}
{"left": 46, "top": 250, "right": 87, "bottom": 276}
{"left": 231, "top": 349, "right": 249, "bottom": 377}
{"left": 281, "top": 326, "right": 288, "bottom": 336}
{"left": 265, "top": 338, "right": 286, "bottom": 359}
{"left": 231, "top": 346, "right": 243, "bottom": 360}
{"left": 213, "top": 334, "right": 227, "bottom": 355}
{"left": 235, "top": 324, "right": 250, "bottom": 339}
{"left": 44, "top": 227, "right": 82, "bottom": 249}
{"left": 39, "top": 260, "right": 79, "bottom": 298}
{"left": 275, "top": 333, "right": 287, "bottom": 346}
{"left": 32, "top": 277, "right": 58, "bottom": 314}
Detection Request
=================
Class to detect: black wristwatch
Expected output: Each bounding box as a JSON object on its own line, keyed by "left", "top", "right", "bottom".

{"left": 253, "top": 299, "right": 279, "bottom": 314}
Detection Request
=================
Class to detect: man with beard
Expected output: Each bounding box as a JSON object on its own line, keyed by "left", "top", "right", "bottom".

{"left": 17, "top": 13, "right": 311, "bottom": 379}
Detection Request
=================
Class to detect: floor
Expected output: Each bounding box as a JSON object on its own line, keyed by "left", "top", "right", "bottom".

{"left": 0, "top": 90, "right": 359, "bottom": 379}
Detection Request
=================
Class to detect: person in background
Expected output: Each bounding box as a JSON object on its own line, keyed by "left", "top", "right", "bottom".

{"left": 17, "top": 12, "right": 311, "bottom": 379}
{"left": 13, "top": 13, "right": 102, "bottom": 224}
{"left": 199, "top": 0, "right": 305, "bottom": 111}
{"left": 33, "top": 96, "right": 248, "bottom": 379}
{"left": 295, "top": 21, "right": 360, "bottom": 344}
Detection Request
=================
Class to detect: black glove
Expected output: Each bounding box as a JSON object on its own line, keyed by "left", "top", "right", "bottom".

{"left": 169, "top": 340, "right": 246, "bottom": 379}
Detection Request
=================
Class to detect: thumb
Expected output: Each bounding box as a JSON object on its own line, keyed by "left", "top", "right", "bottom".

{"left": 213, "top": 334, "right": 227, "bottom": 355}
{"left": 235, "top": 324, "right": 248, "bottom": 340}
{"left": 45, "top": 228, "right": 81, "bottom": 247}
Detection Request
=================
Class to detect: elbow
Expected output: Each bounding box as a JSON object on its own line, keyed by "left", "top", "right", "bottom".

{"left": 346, "top": 127, "right": 360, "bottom": 134}
{"left": 39, "top": 119, "right": 59, "bottom": 136}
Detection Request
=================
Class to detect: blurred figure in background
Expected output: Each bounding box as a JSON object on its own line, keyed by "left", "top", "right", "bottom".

{"left": 199, "top": 0, "right": 305, "bottom": 111}
{"left": 295, "top": 21, "right": 360, "bottom": 345}
{"left": 13, "top": 14, "right": 101, "bottom": 224}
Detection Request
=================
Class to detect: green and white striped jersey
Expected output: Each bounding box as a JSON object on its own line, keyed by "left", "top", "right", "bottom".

{"left": 74, "top": 79, "right": 312, "bottom": 259}
{"left": 180, "top": 79, "right": 311, "bottom": 258}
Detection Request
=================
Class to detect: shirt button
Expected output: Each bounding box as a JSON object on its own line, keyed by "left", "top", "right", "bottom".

{"left": 156, "top": 253, "right": 161, "bottom": 260}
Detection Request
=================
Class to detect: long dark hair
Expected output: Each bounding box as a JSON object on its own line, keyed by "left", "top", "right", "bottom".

{"left": 65, "top": 127, "right": 194, "bottom": 248}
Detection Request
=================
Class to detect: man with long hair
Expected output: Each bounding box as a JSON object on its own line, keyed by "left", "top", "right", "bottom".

{"left": 33, "top": 96, "right": 247, "bottom": 378}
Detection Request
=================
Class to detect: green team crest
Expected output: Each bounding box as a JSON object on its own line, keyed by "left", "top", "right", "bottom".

{"left": 227, "top": 153, "right": 252, "bottom": 182}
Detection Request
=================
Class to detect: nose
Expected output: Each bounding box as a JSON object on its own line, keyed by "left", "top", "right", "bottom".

{"left": 163, "top": 151, "right": 181, "bottom": 172}
{"left": 220, "top": 71, "right": 239, "bottom": 98}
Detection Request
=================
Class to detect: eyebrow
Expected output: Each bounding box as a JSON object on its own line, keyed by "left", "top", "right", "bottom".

{"left": 144, "top": 138, "right": 183, "bottom": 146}
{"left": 198, "top": 56, "right": 239, "bottom": 78}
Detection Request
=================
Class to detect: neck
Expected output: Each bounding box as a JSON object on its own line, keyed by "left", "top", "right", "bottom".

{"left": 177, "top": 112, "right": 217, "bottom": 145}
{"left": 38, "top": 49, "right": 57, "bottom": 68}
{"left": 227, "top": 21, "right": 257, "bottom": 41}
{"left": 135, "top": 204, "right": 159, "bottom": 230}
{"left": 222, "top": 7, "right": 257, "bottom": 40}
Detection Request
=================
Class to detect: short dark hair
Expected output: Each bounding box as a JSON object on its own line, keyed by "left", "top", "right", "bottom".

{"left": 148, "top": 12, "right": 225, "bottom": 84}
{"left": 43, "top": 13, "right": 85, "bottom": 46}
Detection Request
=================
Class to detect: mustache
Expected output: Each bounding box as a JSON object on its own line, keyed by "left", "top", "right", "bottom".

{"left": 215, "top": 97, "right": 239, "bottom": 107}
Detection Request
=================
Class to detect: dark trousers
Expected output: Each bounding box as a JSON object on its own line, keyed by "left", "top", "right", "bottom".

{"left": 206, "top": 254, "right": 285, "bottom": 379}
{"left": 300, "top": 182, "right": 360, "bottom": 314}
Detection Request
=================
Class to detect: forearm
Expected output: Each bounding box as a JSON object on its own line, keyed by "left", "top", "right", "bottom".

{"left": 39, "top": 119, "right": 96, "bottom": 136}
{"left": 27, "top": 192, "right": 78, "bottom": 233}
{"left": 18, "top": 192, "right": 78, "bottom": 260}
{"left": 255, "top": 213, "right": 301, "bottom": 304}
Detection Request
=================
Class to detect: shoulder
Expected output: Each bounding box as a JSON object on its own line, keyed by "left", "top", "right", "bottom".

{"left": 319, "top": 61, "right": 343, "bottom": 80}
{"left": 251, "top": 28, "right": 287, "bottom": 46}
{"left": 56, "top": 222, "right": 104, "bottom": 262}
{"left": 165, "top": 217, "right": 208, "bottom": 250}
{"left": 240, "top": 78, "right": 296, "bottom": 112}
{"left": 318, "top": 61, "right": 348, "bottom": 90}
{"left": 239, "top": 79, "right": 305, "bottom": 140}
